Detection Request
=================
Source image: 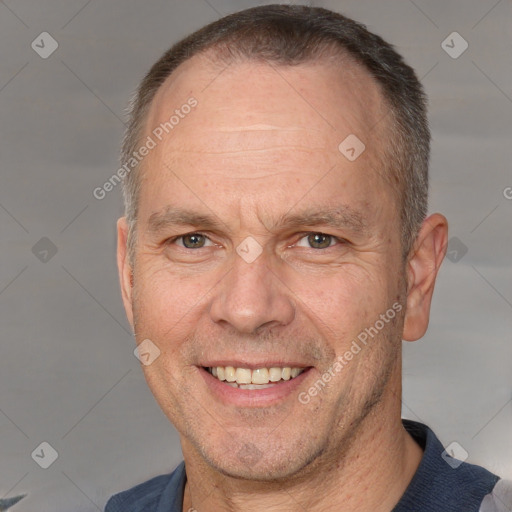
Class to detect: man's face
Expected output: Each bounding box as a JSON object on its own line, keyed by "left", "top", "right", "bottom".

{"left": 120, "top": 54, "right": 409, "bottom": 480}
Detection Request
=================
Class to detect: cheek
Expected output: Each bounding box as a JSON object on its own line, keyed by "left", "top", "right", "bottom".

{"left": 286, "top": 264, "right": 390, "bottom": 337}
{"left": 132, "top": 262, "right": 212, "bottom": 343}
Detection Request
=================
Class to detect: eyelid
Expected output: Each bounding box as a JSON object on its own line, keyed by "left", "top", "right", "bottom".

{"left": 294, "top": 232, "right": 345, "bottom": 249}
{"left": 167, "top": 232, "right": 216, "bottom": 248}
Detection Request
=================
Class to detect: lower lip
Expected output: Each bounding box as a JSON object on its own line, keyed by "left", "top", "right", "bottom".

{"left": 199, "top": 367, "right": 313, "bottom": 407}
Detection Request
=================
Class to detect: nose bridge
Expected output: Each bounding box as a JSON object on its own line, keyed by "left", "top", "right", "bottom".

{"left": 209, "top": 249, "right": 294, "bottom": 333}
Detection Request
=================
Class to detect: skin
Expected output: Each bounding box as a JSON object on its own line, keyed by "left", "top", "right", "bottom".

{"left": 117, "top": 52, "right": 448, "bottom": 511}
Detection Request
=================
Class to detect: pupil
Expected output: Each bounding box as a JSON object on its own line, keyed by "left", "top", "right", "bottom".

{"left": 309, "top": 233, "right": 331, "bottom": 249}
{"left": 184, "top": 234, "right": 204, "bottom": 248}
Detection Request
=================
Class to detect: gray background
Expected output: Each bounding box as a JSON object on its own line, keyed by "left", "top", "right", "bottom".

{"left": 1, "top": 0, "right": 511, "bottom": 510}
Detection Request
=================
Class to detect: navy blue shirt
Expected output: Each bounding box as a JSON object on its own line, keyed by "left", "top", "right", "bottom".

{"left": 105, "top": 420, "right": 510, "bottom": 511}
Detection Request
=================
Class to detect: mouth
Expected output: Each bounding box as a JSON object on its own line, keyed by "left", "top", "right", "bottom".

{"left": 203, "top": 365, "right": 308, "bottom": 390}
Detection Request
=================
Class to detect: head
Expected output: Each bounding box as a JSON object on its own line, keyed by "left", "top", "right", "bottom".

{"left": 117, "top": 5, "right": 447, "bottom": 482}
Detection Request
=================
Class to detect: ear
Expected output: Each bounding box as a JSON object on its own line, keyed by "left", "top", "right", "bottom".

{"left": 117, "top": 217, "right": 134, "bottom": 330}
{"left": 403, "top": 213, "right": 448, "bottom": 341}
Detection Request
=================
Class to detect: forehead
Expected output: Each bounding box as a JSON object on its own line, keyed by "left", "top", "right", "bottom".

{"left": 138, "top": 52, "right": 394, "bottom": 226}
{"left": 146, "top": 51, "right": 387, "bottom": 145}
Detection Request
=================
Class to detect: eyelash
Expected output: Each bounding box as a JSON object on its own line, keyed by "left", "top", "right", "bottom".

{"left": 167, "top": 232, "right": 346, "bottom": 249}
{"left": 168, "top": 232, "right": 216, "bottom": 248}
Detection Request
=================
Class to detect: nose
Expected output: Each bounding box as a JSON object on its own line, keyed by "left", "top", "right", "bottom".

{"left": 209, "top": 250, "right": 295, "bottom": 334}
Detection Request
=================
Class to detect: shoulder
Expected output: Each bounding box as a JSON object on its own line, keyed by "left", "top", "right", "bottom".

{"left": 397, "top": 420, "right": 502, "bottom": 511}
{"left": 104, "top": 462, "right": 186, "bottom": 512}
{"left": 479, "top": 478, "right": 512, "bottom": 512}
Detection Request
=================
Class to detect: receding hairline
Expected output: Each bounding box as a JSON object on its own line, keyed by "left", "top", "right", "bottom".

{"left": 139, "top": 44, "right": 394, "bottom": 188}
{"left": 143, "top": 41, "right": 388, "bottom": 137}
{"left": 137, "top": 43, "right": 392, "bottom": 176}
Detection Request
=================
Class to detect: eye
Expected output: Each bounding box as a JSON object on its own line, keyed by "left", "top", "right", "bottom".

{"left": 296, "top": 232, "right": 338, "bottom": 249}
{"left": 173, "top": 233, "right": 214, "bottom": 249}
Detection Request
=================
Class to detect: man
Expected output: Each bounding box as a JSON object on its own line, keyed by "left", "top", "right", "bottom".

{"left": 106, "top": 4, "right": 511, "bottom": 511}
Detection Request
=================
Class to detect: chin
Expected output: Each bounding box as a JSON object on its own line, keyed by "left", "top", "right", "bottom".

{"left": 198, "top": 437, "right": 323, "bottom": 482}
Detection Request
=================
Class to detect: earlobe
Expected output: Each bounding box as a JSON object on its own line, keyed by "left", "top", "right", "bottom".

{"left": 403, "top": 213, "right": 448, "bottom": 342}
{"left": 117, "top": 217, "right": 135, "bottom": 330}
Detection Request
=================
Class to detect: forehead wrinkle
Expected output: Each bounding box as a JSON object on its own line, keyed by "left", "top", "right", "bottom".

{"left": 160, "top": 146, "right": 324, "bottom": 157}
{"left": 215, "top": 124, "right": 323, "bottom": 132}
{"left": 156, "top": 145, "right": 334, "bottom": 183}
{"left": 157, "top": 126, "right": 332, "bottom": 155}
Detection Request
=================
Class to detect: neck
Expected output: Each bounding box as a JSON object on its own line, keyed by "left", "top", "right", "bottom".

{"left": 182, "top": 376, "right": 423, "bottom": 512}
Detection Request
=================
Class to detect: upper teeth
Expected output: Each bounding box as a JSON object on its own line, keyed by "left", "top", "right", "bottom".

{"left": 209, "top": 366, "right": 304, "bottom": 385}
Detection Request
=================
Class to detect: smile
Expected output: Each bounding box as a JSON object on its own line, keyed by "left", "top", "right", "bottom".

{"left": 205, "top": 366, "right": 306, "bottom": 389}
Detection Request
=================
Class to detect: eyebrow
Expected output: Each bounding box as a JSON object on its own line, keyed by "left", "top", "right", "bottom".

{"left": 272, "top": 207, "right": 367, "bottom": 235}
{"left": 147, "top": 208, "right": 225, "bottom": 233}
{"left": 146, "top": 205, "right": 368, "bottom": 237}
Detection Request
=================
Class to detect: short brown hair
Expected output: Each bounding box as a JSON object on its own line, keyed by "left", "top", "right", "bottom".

{"left": 121, "top": 4, "right": 429, "bottom": 260}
